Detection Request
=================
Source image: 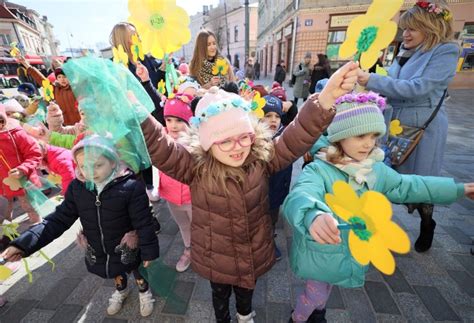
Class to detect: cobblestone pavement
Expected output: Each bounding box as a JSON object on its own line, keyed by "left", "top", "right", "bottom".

{"left": 0, "top": 85, "right": 472, "bottom": 323}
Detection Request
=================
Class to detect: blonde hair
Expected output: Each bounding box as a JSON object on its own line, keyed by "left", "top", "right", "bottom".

{"left": 109, "top": 22, "right": 136, "bottom": 60}
{"left": 189, "top": 30, "right": 220, "bottom": 83}
{"left": 326, "top": 143, "right": 347, "bottom": 165}
{"left": 399, "top": 0, "right": 454, "bottom": 51}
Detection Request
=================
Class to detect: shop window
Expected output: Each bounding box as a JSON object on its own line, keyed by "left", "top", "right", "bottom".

{"left": 460, "top": 23, "right": 474, "bottom": 71}
{"left": 326, "top": 30, "right": 346, "bottom": 62}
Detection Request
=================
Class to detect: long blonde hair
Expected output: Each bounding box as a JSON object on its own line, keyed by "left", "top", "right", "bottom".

{"left": 399, "top": 0, "right": 454, "bottom": 51}
{"left": 109, "top": 22, "right": 136, "bottom": 60}
{"left": 189, "top": 30, "right": 220, "bottom": 83}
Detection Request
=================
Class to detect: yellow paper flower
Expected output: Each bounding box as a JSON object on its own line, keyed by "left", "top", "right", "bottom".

{"left": 131, "top": 34, "right": 144, "bottom": 63}
{"left": 339, "top": 0, "right": 403, "bottom": 69}
{"left": 389, "top": 119, "right": 403, "bottom": 136}
{"left": 41, "top": 79, "right": 54, "bottom": 102}
{"left": 128, "top": 0, "right": 191, "bottom": 59}
{"left": 0, "top": 265, "right": 12, "bottom": 281}
{"left": 157, "top": 79, "right": 166, "bottom": 95}
{"left": 325, "top": 181, "right": 410, "bottom": 275}
{"left": 250, "top": 92, "right": 266, "bottom": 118}
{"left": 113, "top": 45, "right": 129, "bottom": 67}
{"left": 212, "top": 58, "right": 229, "bottom": 76}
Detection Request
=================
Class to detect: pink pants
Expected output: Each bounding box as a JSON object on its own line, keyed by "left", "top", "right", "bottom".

{"left": 167, "top": 202, "right": 192, "bottom": 248}
{"left": 292, "top": 280, "right": 332, "bottom": 322}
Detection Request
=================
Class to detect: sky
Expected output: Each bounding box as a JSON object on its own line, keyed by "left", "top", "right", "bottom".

{"left": 12, "top": 0, "right": 220, "bottom": 52}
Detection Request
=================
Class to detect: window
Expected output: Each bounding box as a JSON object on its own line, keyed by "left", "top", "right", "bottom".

{"left": 0, "top": 34, "right": 9, "bottom": 46}
{"left": 234, "top": 26, "right": 238, "bottom": 42}
{"left": 326, "top": 30, "right": 346, "bottom": 62}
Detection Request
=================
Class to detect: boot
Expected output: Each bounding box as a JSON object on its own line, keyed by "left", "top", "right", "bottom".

{"left": 415, "top": 204, "right": 436, "bottom": 253}
{"left": 307, "top": 308, "right": 327, "bottom": 323}
{"left": 236, "top": 310, "right": 256, "bottom": 323}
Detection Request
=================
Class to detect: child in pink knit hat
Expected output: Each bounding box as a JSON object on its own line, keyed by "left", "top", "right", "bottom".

{"left": 160, "top": 95, "right": 194, "bottom": 272}
{"left": 139, "top": 61, "right": 360, "bottom": 322}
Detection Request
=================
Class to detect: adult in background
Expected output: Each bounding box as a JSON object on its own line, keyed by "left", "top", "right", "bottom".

{"left": 189, "top": 29, "right": 235, "bottom": 89}
{"left": 292, "top": 52, "right": 312, "bottom": 106}
{"left": 274, "top": 60, "right": 286, "bottom": 85}
{"left": 254, "top": 60, "right": 261, "bottom": 80}
{"left": 357, "top": 0, "right": 459, "bottom": 252}
{"left": 309, "top": 54, "right": 331, "bottom": 94}
{"left": 245, "top": 59, "right": 255, "bottom": 80}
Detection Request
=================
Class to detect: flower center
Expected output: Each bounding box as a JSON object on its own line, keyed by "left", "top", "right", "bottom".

{"left": 150, "top": 13, "right": 165, "bottom": 30}
{"left": 355, "top": 26, "right": 378, "bottom": 60}
{"left": 349, "top": 216, "right": 373, "bottom": 241}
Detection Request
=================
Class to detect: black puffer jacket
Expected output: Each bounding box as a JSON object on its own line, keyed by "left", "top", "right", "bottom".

{"left": 12, "top": 173, "right": 159, "bottom": 279}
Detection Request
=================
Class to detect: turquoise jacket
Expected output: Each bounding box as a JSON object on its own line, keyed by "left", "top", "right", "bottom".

{"left": 282, "top": 154, "right": 464, "bottom": 288}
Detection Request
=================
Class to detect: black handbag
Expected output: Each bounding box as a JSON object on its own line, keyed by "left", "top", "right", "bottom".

{"left": 386, "top": 90, "right": 447, "bottom": 166}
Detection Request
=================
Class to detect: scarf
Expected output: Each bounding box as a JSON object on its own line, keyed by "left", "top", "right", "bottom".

{"left": 396, "top": 44, "right": 419, "bottom": 67}
{"left": 316, "top": 147, "right": 385, "bottom": 191}
{"left": 199, "top": 57, "right": 226, "bottom": 87}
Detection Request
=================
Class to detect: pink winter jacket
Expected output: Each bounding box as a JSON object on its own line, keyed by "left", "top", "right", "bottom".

{"left": 159, "top": 128, "right": 191, "bottom": 206}
{"left": 43, "top": 144, "right": 75, "bottom": 194}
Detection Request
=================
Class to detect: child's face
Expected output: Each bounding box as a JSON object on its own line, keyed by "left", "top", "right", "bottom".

{"left": 262, "top": 111, "right": 281, "bottom": 134}
{"left": 76, "top": 151, "right": 116, "bottom": 183}
{"left": 165, "top": 116, "right": 187, "bottom": 140}
{"left": 56, "top": 74, "right": 69, "bottom": 87}
{"left": 339, "top": 133, "right": 378, "bottom": 162}
{"left": 210, "top": 133, "right": 254, "bottom": 167}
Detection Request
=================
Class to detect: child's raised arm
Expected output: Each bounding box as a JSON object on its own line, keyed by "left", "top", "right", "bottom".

{"left": 140, "top": 115, "right": 194, "bottom": 185}
{"left": 268, "top": 62, "right": 359, "bottom": 173}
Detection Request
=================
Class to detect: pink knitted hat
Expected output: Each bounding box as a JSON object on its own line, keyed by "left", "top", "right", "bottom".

{"left": 163, "top": 96, "right": 193, "bottom": 123}
{"left": 192, "top": 87, "right": 254, "bottom": 151}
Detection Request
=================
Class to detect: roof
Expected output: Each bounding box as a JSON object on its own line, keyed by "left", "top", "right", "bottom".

{"left": 0, "top": 4, "right": 16, "bottom": 19}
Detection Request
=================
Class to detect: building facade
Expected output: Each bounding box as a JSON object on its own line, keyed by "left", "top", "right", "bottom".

{"left": 0, "top": 1, "right": 59, "bottom": 59}
{"left": 193, "top": 0, "right": 258, "bottom": 68}
{"left": 257, "top": 0, "right": 474, "bottom": 85}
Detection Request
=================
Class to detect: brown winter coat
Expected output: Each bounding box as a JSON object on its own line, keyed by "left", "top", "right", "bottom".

{"left": 27, "top": 66, "right": 80, "bottom": 125}
{"left": 141, "top": 95, "right": 335, "bottom": 289}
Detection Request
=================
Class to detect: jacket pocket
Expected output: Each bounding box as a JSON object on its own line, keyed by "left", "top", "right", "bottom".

{"left": 290, "top": 234, "right": 365, "bottom": 288}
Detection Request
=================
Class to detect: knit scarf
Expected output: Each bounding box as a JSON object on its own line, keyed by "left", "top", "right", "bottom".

{"left": 316, "top": 147, "right": 385, "bottom": 190}
{"left": 396, "top": 44, "right": 419, "bottom": 67}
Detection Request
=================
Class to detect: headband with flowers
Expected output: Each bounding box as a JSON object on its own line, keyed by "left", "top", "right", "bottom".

{"left": 190, "top": 97, "right": 253, "bottom": 128}
{"left": 335, "top": 92, "right": 387, "bottom": 111}
{"left": 415, "top": 1, "right": 453, "bottom": 21}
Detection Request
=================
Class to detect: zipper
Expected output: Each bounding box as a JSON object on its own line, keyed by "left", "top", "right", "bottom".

{"left": 95, "top": 194, "right": 110, "bottom": 278}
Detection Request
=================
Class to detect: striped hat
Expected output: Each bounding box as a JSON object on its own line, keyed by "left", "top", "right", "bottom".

{"left": 327, "top": 92, "right": 387, "bottom": 143}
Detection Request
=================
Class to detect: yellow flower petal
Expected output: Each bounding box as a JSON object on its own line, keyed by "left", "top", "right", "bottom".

{"left": 360, "top": 47, "right": 382, "bottom": 70}
{"left": 348, "top": 230, "right": 371, "bottom": 265}
{"left": 0, "top": 265, "right": 12, "bottom": 281}
{"left": 389, "top": 120, "right": 403, "bottom": 136}
{"left": 333, "top": 181, "right": 363, "bottom": 215}
{"left": 366, "top": 0, "right": 404, "bottom": 21}
{"left": 375, "top": 65, "right": 388, "bottom": 76}
{"left": 360, "top": 191, "right": 392, "bottom": 226}
{"left": 339, "top": 16, "right": 367, "bottom": 58}
{"left": 369, "top": 235, "right": 396, "bottom": 275}
{"left": 379, "top": 222, "right": 411, "bottom": 254}
{"left": 325, "top": 194, "right": 353, "bottom": 221}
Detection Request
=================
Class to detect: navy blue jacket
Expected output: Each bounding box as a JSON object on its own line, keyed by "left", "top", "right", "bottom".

{"left": 268, "top": 125, "right": 293, "bottom": 210}
{"left": 12, "top": 173, "right": 159, "bottom": 279}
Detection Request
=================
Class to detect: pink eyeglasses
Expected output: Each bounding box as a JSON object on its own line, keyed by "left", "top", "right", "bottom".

{"left": 214, "top": 133, "right": 256, "bottom": 152}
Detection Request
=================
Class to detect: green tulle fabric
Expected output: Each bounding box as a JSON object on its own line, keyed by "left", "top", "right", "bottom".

{"left": 62, "top": 56, "right": 154, "bottom": 176}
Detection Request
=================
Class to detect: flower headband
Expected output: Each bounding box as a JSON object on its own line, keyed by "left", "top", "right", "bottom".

{"left": 190, "top": 97, "right": 253, "bottom": 127}
{"left": 335, "top": 92, "right": 387, "bottom": 111}
{"left": 415, "top": 1, "right": 453, "bottom": 21}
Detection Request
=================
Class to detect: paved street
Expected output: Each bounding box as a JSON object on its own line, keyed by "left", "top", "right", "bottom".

{"left": 0, "top": 84, "right": 472, "bottom": 323}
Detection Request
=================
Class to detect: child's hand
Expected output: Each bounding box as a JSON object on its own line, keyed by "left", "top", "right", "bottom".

{"left": 465, "top": 183, "right": 474, "bottom": 199}
{"left": 318, "top": 61, "right": 359, "bottom": 110}
{"left": 309, "top": 213, "right": 341, "bottom": 244}
{"left": 1, "top": 246, "right": 24, "bottom": 263}
{"left": 135, "top": 62, "right": 150, "bottom": 82}
{"left": 143, "top": 261, "right": 150, "bottom": 268}
{"left": 8, "top": 168, "right": 24, "bottom": 179}
{"left": 282, "top": 101, "right": 292, "bottom": 113}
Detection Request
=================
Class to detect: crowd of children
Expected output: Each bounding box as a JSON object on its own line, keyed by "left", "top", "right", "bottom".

{"left": 0, "top": 5, "right": 473, "bottom": 322}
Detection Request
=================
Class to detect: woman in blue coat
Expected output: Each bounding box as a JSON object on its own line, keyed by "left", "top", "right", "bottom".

{"left": 357, "top": 1, "right": 459, "bottom": 252}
